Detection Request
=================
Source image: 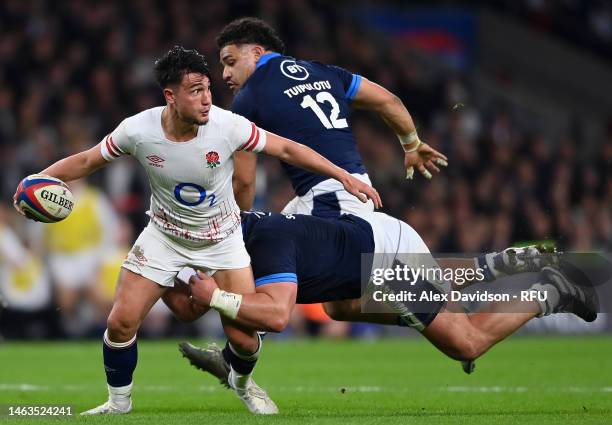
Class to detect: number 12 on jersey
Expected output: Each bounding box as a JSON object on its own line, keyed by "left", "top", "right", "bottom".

{"left": 300, "top": 91, "right": 348, "bottom": 129}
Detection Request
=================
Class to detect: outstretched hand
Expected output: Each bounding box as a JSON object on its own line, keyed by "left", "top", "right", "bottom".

{"left": 341, "top": 174, "right": 382, "bottom": 209}
{"left": 404, "top": 143, "right": 448, "bottom": 180}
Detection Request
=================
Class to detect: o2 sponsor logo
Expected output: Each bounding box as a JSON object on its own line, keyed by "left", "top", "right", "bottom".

{"left": 280, "top": 60, "right": 309, "bottom": 81}
{"left": 174, "top": 182, "right": 216, "bottom": 207}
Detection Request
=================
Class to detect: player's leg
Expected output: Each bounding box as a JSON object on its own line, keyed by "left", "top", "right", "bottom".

{"left": 82, "top": 224, "right": 181, "bottom": 415}
{"left": 82, "top": 269, "right": 166, "bottom": 415}
{"left": 423, "top": 266, "right": 585, "bottom": 361}
{"left": 323, "top": 299, "right": 401, "bottom": 325}
{"left": 324, "top": 289, "right": 538, "bottom": 360}
{"left": 174, "top": 270, "right": 298, "bottom": 413}
{"left": 178, "top": 278, "right": 297, "bottom": 386}
{"left": 418, "top": 261, "right": 599, "bottom": 362}
{"left": 326, "top": 267, "right": 595, "bottom": 363}
{"left": 325, "top": 266, "right": 597, "bottom": 363}
{"left": 214, "top": 267, "right": 259, "bottom": 348}
{"left": 212, "top": 267, "right": 278, "bottom": 414}
{"left": 106, "top": 269, "right": 167, "bottom": 341}
{"left": 322, "top": 244, "right": 554, "bottom": 325}
{"left": 422, "top": 302, "right": 540, "bottom": 362}
{"left": 328, "top": 213, "right": 599, "bottom": 369}
{"left": 328, "top": 212, "right": 557, "bottom": 325}
{"left": 188, "top": 232, "right": 260, "bottom": 359}
{"left": 162, "top": 275, "right": 209, "bottom": 322}
{"left": 165, "top": 267, "right": 299, "bottom": 332}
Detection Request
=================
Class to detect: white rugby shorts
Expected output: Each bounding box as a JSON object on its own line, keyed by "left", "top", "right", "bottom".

{"left": 122, "top": 222, "right": 250, "bottom": 287}
{"left": 282, "top": 173, "right": 375, "bottom": 217}
{"left": 360, "top": 212, "right": 448, "bottom": 331}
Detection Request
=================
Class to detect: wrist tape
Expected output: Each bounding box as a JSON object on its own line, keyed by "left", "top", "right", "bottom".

{"left": 398, "top": 131, "right": 421, "bottom": 152}
{"left": 210, "top": 288, "right": 242, "bottom": 319}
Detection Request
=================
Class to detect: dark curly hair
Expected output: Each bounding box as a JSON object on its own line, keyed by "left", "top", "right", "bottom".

{"left": 216, "top": 17, "right": 285, "bottom": 53}
{"left": 153, "top": 46, "right": 211, "bottom": 88}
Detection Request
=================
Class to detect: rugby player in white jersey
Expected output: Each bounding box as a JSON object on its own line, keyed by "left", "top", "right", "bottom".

{"left": 17, "top": 46, "right": 381, "bottom": 415}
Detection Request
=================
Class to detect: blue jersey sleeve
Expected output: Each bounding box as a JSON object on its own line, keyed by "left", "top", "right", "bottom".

{"left": 326, "top": 65, "right": 362, "bottom": 101}
{"left": 248, "top": 236, "right": 298, "bottom": 287}
{"left": 230, "top": 88, "right": 257, "bottom": 121}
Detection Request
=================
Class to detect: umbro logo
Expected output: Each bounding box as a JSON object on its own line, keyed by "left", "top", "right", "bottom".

{"left": 146, "top": 155, "right": 165, "bottom": 168}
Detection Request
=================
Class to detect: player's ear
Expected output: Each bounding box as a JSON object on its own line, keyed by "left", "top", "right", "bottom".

{"left": 252, "top": 45, "right": 265, "bottom": 61}
{"left": 163, "top": 87, "right": 175, "bottom": 105}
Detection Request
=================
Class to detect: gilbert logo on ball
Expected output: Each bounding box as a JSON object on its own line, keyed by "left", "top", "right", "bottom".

{"left": 15, "top": 174, "right": 75, "bottom": 223}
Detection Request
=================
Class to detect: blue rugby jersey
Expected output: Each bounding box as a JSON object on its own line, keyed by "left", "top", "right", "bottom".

{"left": 231, "top": 53, "right": 366, "bottom": 196}
{"left": 240, "top": 211, "right": 374, "bottom": 303}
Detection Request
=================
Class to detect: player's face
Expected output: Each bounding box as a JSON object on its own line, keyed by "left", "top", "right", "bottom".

{"left": 168, "top": 73, "right": 212, "bottom": 125}
{"left": 219, "top": 44, "right": 258, "bottom": 94}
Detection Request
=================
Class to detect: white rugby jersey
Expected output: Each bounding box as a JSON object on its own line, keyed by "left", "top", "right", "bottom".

{"left": 99, "top": 105, "right": 266, "bottom": 247}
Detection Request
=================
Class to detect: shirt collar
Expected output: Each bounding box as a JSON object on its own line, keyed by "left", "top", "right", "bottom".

{"left": 256, "top": 52, "right": 281, "bottom": 69}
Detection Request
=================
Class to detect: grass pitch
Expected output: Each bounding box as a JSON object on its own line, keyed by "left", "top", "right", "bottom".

{"left": 0, "top": 336, "right": 611, "bottom": 424}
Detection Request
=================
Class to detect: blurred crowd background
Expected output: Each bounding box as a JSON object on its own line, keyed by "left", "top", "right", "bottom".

{"left": 0, "top": 0, "right": 610, "bottom": 339}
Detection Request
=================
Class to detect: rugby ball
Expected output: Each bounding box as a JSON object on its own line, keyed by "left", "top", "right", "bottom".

{"left": 14, "top": 174, "right": 74, "bottom": 223}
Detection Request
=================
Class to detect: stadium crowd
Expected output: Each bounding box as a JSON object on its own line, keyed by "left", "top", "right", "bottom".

{"left": 0, "top": 0, "right": 610, "bottom": 338}
{"left": 488, "top": 0, "right": 612, "bottom": 61}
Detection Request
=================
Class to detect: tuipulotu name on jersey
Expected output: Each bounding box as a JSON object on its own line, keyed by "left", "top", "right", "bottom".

{"left": 283, "top": 80, "right": 332, "bottom": 98}
{"left": 230, "top": 54, "right": 366, "bottom": 196}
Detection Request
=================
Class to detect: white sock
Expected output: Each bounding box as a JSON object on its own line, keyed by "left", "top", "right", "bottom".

{"left": 227, "top": 335, "right": 261, "bottom": 391}
{"left": 103, "top": 329, "right": 136, "bottom": 349}
{"left": 530, "top": 283, "right": 561, "bottom": 317}
{"left": 108, "top": 383, "right": 132, "bottom": 409}
{"left": 229, "top": 368, "right": 252, "bottom": 391}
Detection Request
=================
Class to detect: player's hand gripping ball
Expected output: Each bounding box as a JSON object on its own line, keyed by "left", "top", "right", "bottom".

{"left": 13, "top": 174, "right": 74, "bottom": 223}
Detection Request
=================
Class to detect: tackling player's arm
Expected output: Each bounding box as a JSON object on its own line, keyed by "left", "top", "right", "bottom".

{"left": 262, "top": 132, "right": 382, "bottom": 208}
{"left": 188, "top": 271, "right": 298, "bottom": 333}
{"left": 352, "top": 78, "right": 448, "bottom": 180}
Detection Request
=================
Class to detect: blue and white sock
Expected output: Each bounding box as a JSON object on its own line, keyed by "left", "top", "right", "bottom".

{"left": 102, "top": 329, "right": 137, "bottom": 406}
{"left": 222, "top": 334, "right": 261, "bottom": 389}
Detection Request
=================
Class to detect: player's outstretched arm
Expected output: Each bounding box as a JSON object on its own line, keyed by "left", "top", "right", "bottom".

{"left": 352, "top": 78, "right": 416, "bottom": 135}
{"left": 262, "top": 132, "right": 382, "bottom": 208}
{"left": 41, "top": 145, "right": 109, "bottom": 182}
{"left": 188, "top": 271, "right": 298, "bottom": 333}
{"left": 352, "top": 78, "right": 448, "bottom": 180}
{"left": 13, "top": 145, "right": 109, "bottom": 216}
